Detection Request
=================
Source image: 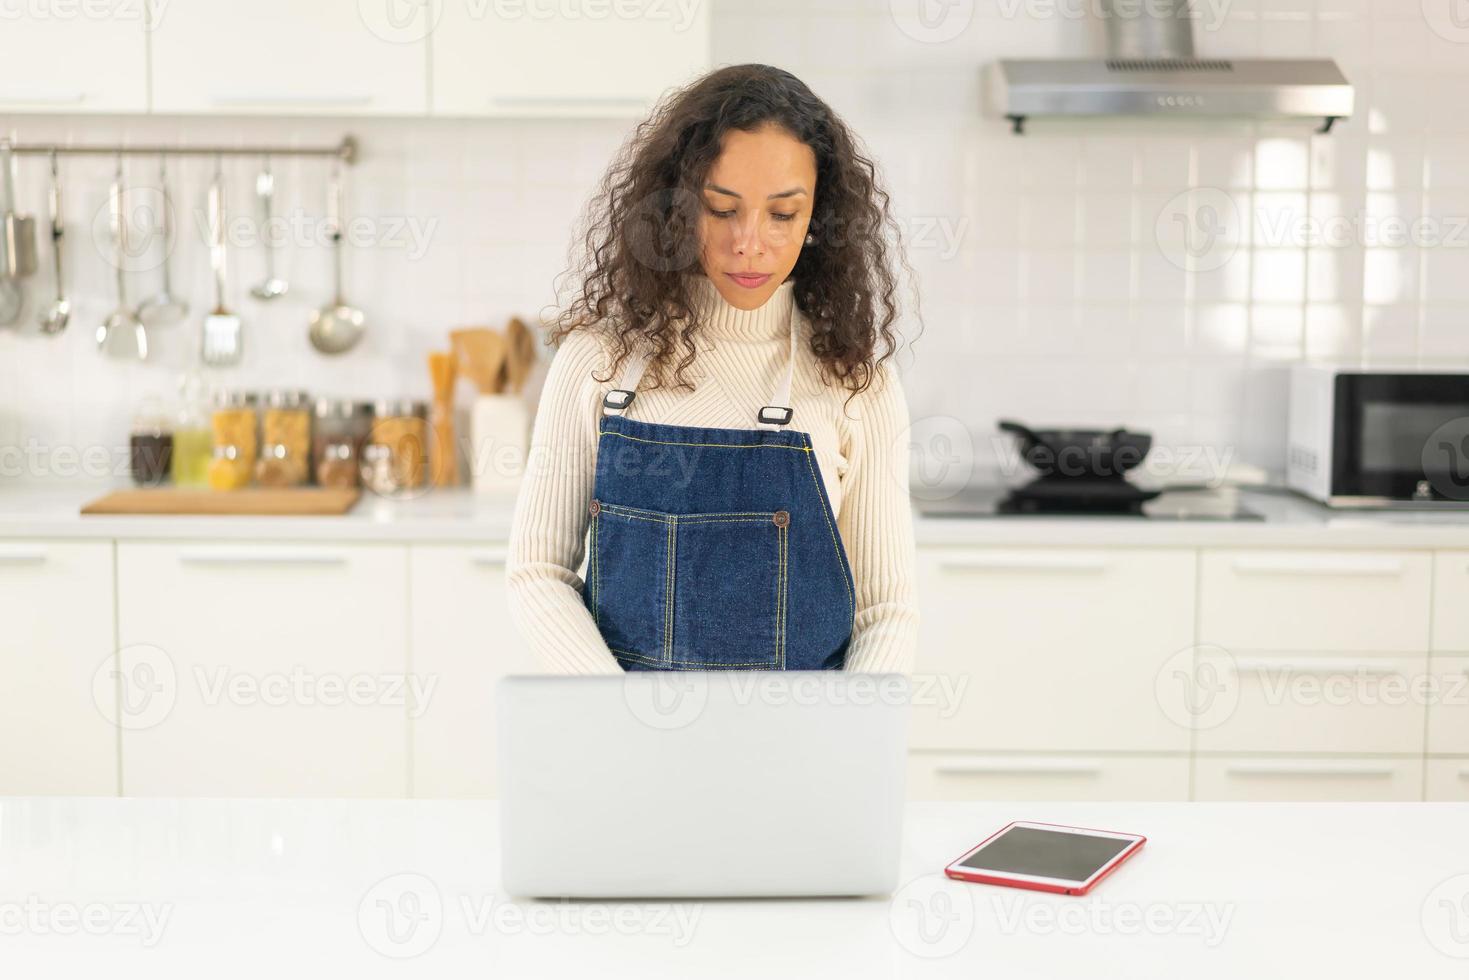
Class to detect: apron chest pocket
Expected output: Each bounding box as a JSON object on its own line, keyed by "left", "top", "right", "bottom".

{"left": 587, "top": 501, "right": 788, "bottom": 670}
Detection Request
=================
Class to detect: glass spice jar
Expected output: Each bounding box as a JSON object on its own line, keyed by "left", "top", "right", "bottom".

{"left": 257, "top": 389, "right": 312, "bottom": 487}
{"left": 207, "top": 444, "right": 251, "bottom": 491}
{"left": 211, "top": 391, "right": 258, "bottom": 464}
{"left": 313, "top": 398, "right": 372, "bottom": 489}
{"left": 359, "top": 442, "right": 400, "bottom": 496}
{"left": 366, "top": 399, "right": 429, "bottom": 495}
{"left": 129, "top": 396, "right": 174, "bottom": 487}
{"left": 208, "top": 391, "right": 257, "bottom": 491}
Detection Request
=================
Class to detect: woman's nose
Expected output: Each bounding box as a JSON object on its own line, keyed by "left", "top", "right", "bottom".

{"left": 732, "top": 214, "right": 764, "bottom": 256}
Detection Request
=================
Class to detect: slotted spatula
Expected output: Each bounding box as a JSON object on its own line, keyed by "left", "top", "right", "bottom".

{"left": 201, "top": 162, "right": 242, "bottom": 366}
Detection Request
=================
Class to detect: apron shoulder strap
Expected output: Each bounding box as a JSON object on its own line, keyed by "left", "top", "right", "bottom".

{"left": 756, "top": 317, "right": 799, "bottom": 431}
{"left": 600, "top": 321, "right": 800, "bottom": 430}
{"left": 600, "top": 344, "right": 651, "bottom": 417}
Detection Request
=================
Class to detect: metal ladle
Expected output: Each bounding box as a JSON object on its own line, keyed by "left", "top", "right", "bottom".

{"left": 96, "top": 158, "right": 147, "bottom": 360}
{"left": 137, "top": 155, "right": 188, "bottom": 329}
{"left": 308, "top": 163, "right": 365, "bottom": 354}
{"left": 0, "top": 139, "right": 28, "bottom": 326}
{"left": 39, "top": 150, "right": 69, "bottom": 335}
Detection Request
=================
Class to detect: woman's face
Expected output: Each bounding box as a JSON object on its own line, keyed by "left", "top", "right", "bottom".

{"left": 697, "top": 123, "right": 817, "bottom": 311}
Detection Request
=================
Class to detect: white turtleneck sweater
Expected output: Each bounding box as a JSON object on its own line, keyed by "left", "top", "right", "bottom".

{"left": 505, "top": 276, "right": 919, "bottom": 675}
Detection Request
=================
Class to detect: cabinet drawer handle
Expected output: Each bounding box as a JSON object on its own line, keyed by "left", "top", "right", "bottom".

{"left": 1226, "top": 762, "right": 1394, "bottom": 778}
{"left": 0, "top": 90, "right": 86, "bottom": 105}
{"left": 470, "top": 549, "right": 508, "bottom": 567}
{"left": 209, "top": 94, "right": 374, "bottom": 107}
{"left": 179, "top": 550, "right": 347, "bottom": 566}
{"left": 1230, "top": 656, "right": 1403, "bottom": 676}
{"left": 0, "top": 546, "right": 47, "bottom": 564}
{"left": 1229, "top": 555, "right": 1404, "bottom": 577}
{"left": 934, "top": 759, "right": 1102, "bottom": 776}
{"left": 487, "top": 95, "right": 647, "bottom": 108}
{"left": 939, "top": 554, "right": 1109, "bottom": 574}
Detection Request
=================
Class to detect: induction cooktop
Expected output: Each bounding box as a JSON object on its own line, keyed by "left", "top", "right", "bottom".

{"left": 916, "top": 483, "right": 1264, "bottom": 521}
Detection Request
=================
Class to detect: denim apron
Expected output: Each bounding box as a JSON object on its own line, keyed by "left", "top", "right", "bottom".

{"left": 581, "top": 321, "right": 856, "bottom": 671}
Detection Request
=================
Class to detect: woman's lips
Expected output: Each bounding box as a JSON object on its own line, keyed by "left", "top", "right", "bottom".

{"left": 726, "top": 272, "right": 771, "bottom": 289}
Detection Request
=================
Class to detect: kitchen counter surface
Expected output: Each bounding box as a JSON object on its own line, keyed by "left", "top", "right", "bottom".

{"left": 3, "top": 479, "right": 1469, "bottom": 547}
{"left": 1, "top": 796, "right": 1462, "bottom": 978}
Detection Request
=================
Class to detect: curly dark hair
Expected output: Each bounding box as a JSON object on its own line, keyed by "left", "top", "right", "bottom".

{"left": 549, "top": 63, "right": 916, "bottom": 409}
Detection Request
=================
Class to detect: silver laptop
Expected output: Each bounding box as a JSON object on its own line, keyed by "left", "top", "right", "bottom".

{"left": 498, "top": 672, "right": 910, "bottom": 898}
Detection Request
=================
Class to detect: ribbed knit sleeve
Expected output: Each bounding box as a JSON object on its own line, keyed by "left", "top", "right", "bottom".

{"left": 835, "top": 361, "right": 921, "bottom": 675}
{"left": 504, "top": 330, "right": 625, "bottom": 675}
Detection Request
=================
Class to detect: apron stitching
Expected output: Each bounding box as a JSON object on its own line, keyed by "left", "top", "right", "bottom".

{"left": 601, "top": 502, "right": 774, "bottom": 524}
{"left": 599, "top": 511, "right": 667, "bottom": 525}
{"left": 665, "top": 517, "right": 676, "bottom": 664}
{"left": 676, "top": 517, "right": 771, "bottom": 525}
{"left": 612, "top": 648, "right": 664, "bottom": 667}
{"left": 590, "top": 511, "right": 599, "bottom": 625}
{"left": 803, "top": 438, "right": 855, "bottom": 627}
{"left": 600, "top": 429, "right": 811, "bottom": 452}
{"left": 602, "top": 505, "right": 760, "bottom": 520}
{"left": 778, "top": 523, "right": 787, "bottom": 669}
{"left": 616, "top": 652, "right": 779, "bottom": 669}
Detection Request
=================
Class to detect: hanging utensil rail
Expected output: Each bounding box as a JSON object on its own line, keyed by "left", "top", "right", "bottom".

{"left": 2, "top": 135, "right": 358, "bottom": 165}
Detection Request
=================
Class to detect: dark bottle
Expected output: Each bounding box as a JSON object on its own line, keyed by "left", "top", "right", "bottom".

{"left": 130, "top": 397, "right": 175, "bottom": 486}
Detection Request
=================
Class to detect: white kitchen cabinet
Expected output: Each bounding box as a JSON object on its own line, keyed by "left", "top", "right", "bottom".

{"left": 1193, "top": 756, "right": 1423, "bottom": 802}
{"left": 431, "top": 0, "right": 709, "bottom": 117}
{"left": 0, "top": 541, "right": 117, "bottom": 794}
{"left": 910, "top": 547, "right": 1195, "bottom": 754}
{"left": 907, "top": 752, "right": 1189, "bottom": 802}
{"left": 1432, "top": 551, "right": 1469, "bottom": 650}
{"left": 116, "top": 541, "right": 409, "bottom": 797}
{"left": 1199, "top": 549, "right": 1432, "bottom": 652}
{"left": 149, "top": 0, "right": 428, "bottom": 115}
{"left": 1194, "top": 652, "right": 1429, "bottom": 755}
{"left": 1425, "top": 759, "right": 1469, "bottom": 801}
{"left": 0, "top": 16, "right": 147, "bottom": 113}
{"left": 1426, "top": 654, "right": 1469, "bottom": 754}
{"left": 409, "top": 543, "right": 539, "bottom": 798}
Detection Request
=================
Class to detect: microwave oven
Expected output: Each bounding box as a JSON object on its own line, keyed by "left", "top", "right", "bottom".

{"left": 1287, "top": 364, "right": 1469, "bottom": 508}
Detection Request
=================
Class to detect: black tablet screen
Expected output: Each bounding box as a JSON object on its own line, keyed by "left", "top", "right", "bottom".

{"left": 959, "top": 826, "right": 1133, "bottom": 881}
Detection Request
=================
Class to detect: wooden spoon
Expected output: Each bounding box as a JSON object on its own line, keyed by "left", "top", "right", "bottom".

{"left": 503, "top": 316, "right": 539, "bottom": 394}
{"left": 450, "top": 327, "right": 509, "bottom": 395}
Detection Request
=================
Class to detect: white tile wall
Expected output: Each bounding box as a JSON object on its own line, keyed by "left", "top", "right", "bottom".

{"left": 0, "top": 0, "right": 1467, "bottom": 485}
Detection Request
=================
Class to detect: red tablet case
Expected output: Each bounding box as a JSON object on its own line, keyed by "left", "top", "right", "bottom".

{"left": 943, "top": 820, "right": 1147, "bottom": 896}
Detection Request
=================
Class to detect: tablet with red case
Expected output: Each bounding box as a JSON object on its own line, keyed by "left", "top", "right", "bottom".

{"left": 944, "top": 820, "right": 1146, "bottom": 896}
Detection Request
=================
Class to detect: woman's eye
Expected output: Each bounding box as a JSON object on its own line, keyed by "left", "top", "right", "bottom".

{"left": 770, "top": 212, "right": 797, "bottom": 223}
{"left": 706, "top": 207, "right": 735, "bottom": 218}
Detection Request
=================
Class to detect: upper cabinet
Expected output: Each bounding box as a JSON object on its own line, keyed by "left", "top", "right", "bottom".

{"left": 149, "top": 0, "right": 429, "bottom": 115}
{"left": 1, "top": 2, "right": 709, "bottom": 118}
{"left": 0, "top": 15, "right": 147, "bottom": 113}
{"left": 429, "top": 0, "right": 710, "bottom": 117}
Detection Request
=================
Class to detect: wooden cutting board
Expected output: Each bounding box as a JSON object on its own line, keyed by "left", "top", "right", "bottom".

{"left": 81, "top": 487, "right": 362, "bottom": 516}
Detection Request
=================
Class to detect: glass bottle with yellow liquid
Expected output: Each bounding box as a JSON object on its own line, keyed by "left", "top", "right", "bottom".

{"left": 170, "top": 371, "right": 213, "bottom": 488}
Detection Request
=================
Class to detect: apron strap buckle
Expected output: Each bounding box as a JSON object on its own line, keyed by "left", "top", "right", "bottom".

{"left": 757, "top": 405, "right": 793, "bottom": 426}
{"left": 602, "top": 389, "right": 637, "bottom": 415}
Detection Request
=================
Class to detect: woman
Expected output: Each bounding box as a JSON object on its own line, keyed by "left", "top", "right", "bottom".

{"left": 506, "top": 64, "right": 920, "bottom": 675}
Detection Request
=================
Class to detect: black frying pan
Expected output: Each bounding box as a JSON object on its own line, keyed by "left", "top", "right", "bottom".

{"left": 998, "top": 419, "right": 1152, "bottom": 480}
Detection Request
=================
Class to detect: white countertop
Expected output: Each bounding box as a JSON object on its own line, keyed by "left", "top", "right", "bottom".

{"left": 5, "top": 479, "right": 1469, "bottom": 547}
{"left": 1, "top": 797, "right": 1463, "bottom": 978}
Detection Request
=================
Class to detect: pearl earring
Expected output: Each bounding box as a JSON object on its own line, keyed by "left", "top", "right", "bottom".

{"left": 804, "top": 232, "right": 815, "bottom": 245}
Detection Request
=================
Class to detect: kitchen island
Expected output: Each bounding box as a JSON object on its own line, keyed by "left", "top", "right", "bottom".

{"left": 0, "top": 797, "right": 1463, "bottom": 977}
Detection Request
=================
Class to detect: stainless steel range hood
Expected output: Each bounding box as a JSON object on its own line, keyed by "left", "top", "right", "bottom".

{"left": 989, "top": 0, "right": 1353, "bottom": 134}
